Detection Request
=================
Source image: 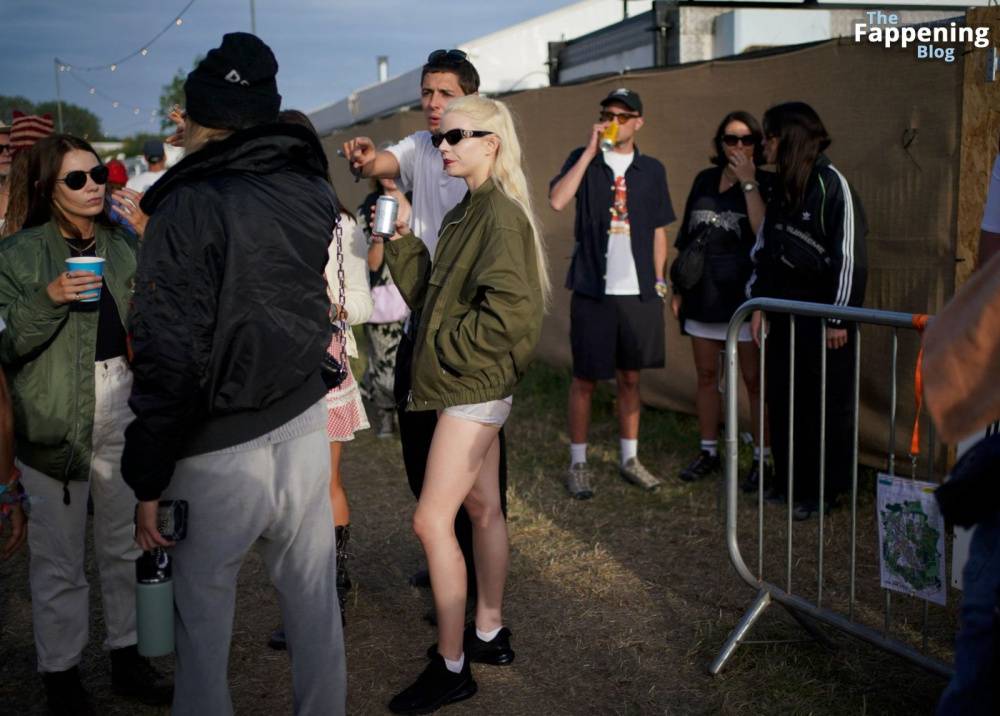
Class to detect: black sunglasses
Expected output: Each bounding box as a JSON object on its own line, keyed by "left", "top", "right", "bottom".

{"left": 427, "top": 49, "right": 468, "bottom": 64}
{"left": 721, "top": 134, "right": 758, "bottom": 147}
{"left": 57, "top": 165, "right": 109, "bottom": 191}
{"left": 431, "top": 129, "right": 493, "bottom": 148}
{"left": 599, "top": 111, "right": 639, "bottom": 124}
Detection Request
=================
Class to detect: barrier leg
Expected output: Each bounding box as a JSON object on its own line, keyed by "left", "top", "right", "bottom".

{"left": 709, "top": 588, "right": 772, "bottom": 675}
{"left": 781, "top": 603, "right": 835, "bottom": 651}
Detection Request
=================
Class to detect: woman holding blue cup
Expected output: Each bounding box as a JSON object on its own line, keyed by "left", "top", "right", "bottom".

{"left": 0, "top": 134, "right": 171, "bottom": 712}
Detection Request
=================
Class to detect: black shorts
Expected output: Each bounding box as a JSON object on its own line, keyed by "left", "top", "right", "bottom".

{"left": 570, "top": 293, "right": 665, "bottom": 380}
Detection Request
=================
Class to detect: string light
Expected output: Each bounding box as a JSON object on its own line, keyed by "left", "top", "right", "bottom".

{"left": 55, "top": 0, "right": 196, "bottom": 73}
{"left": 64, "top": 69, "right": 162, "bottom": 121}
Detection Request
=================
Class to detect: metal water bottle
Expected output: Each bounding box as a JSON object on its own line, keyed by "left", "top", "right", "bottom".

{"left": 373, "top": 195, "right": 400, "bottom": 237}
{"left": 136, "top": 548, "right": 174, "bottom": 657}
{"left": 599, "top": 121, "right": 620, "bottom": 152}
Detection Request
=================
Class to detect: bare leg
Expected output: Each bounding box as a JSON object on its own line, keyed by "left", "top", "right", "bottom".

{"left": 463, "top": 435, "right": 505, "bottom": 632}
{"left": 568, "top": 377, "right": 596, "bottom": 445}
{"left": 616, "top": 369, "right": 641, "bottom": 440}
{"left": 737, "top": 340, "right": 771, "bottom": 447}
{"left": 329, "top": 441, "right": 350, "bottom": 527}
{"left": 691, "top": 337, "right": 723, "bottom": 441}
{"left": 414, "top": 415, "right": 499, "bottom": 661}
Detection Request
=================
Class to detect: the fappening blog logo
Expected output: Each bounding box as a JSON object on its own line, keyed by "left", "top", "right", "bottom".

{"left": 855, "top": 10, "right": 991, "bottom": 63}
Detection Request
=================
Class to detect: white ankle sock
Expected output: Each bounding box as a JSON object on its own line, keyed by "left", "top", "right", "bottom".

{"left": 443, "top": 653, "right": 465, "bottom": 673}
{"left": 701, "top": 439, "right": 718, "bottom": 457}
{"left": 620, "top": 438, "right": 638, "bottom": 466}
{"left": 476, "top": 625, "right": 502, "bottom": 642}
{"left": 570, "top": 442, "right": 587, "bottom": 466}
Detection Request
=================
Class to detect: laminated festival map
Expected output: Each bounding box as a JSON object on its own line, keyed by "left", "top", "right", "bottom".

{"left": 876, "top": 474, "right": 946, "bottom": 606}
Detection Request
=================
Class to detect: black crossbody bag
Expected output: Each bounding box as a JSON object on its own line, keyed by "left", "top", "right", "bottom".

{"left": 321, "top": 219, "right": 349, "bottom": 390}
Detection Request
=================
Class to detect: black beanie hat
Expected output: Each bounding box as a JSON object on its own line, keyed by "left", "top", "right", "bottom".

{"left": 184, "top": 32, "right": 281, "bottom": 130}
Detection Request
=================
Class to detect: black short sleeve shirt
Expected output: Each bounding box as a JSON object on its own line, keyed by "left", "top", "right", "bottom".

{"left": 550, "top": 147, "right": 675, "bottom": 300}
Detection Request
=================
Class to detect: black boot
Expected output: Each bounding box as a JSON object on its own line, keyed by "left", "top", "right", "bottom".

{"left": 388, "top": 653, "right": 478, "bottom": 714}
{"left": 740, "top": 459, "right": 773, "bottom": 494}
{"left": 336, "top": 525, "right": 351, "bottom": 592}
{"left": 42, "top": 666, "right": 95, "bottom": 716}
{"left": 109, "top": 644, "right": 173, "bottom": 706}
{"left": 336, "top": 524, "right": 350, "bottom": 626}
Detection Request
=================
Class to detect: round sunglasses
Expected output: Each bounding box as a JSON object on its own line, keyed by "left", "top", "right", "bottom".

{"left": 721, "top": 134, "right": 758, "bottom": 147}
{"left": 430, "top": 129, "right": 493, "bottom": 148}
{"left": 56, "top": 165, "right": 109, "bottom": 191}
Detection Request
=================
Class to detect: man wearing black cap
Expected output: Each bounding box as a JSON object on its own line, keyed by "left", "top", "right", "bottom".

{"left": 122, "top": 33, "right": 345, "bottom": 715}
{"left": 550, "top": 88, "right": 675, "bottom": 499}
{"left": 125, "top": 140, "right": 167, "bottom": 193}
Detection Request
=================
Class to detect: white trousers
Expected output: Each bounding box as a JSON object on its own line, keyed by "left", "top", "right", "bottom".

{"left": 20, "top": 356, "right": 140, "bottom": 672}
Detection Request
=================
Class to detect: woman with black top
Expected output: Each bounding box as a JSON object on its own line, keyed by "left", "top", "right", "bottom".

{"left": 748, "top": 102, "right": 868, "bottom": 521}
{"left": 671, "top": 111, "right": 771, "bottom": 488}
{"left": 0, "top": 135, "right": 171, "bottom": 713}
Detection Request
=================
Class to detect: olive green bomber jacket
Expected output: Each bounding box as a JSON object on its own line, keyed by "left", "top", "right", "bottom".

{"left": 385, "top": 178, "right": 543, "bottom": 411}
{"left": 0, "top": 220, "right": 137, "bottom": 485}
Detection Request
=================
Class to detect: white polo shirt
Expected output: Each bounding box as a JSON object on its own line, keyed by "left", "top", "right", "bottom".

{"left": 386, "top": 131, "right": 467, "bottom": 259}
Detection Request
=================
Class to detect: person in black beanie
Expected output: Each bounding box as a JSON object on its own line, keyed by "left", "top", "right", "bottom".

{"left": 122, "top": 33, "right": 346, "bottom": 716}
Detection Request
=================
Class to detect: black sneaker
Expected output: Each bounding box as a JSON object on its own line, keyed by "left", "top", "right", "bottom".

{"left": 109, "top": 644, "right": 173, "bottom": 706}
{"left": 388, "top": 653, "right": 478, "bottom": 714}
{"left": 42, "top": 666, "right": 95, "bottom": 716}
{"left": 740, "top": 460, "right": 773, "bottom": 494}
{"left": 679, "top": 451, "right": 720, "bottom": 482}
{"left": 426, "top": 624, "right": 515, "bottom": 666}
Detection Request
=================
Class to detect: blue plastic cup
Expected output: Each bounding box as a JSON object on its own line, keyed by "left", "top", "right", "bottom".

{"left": 65, "top": 257, "right": 105, "bottom": 303}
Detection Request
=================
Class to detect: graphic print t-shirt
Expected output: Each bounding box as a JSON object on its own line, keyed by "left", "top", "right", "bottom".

{"left": 602, "top": 150, "right": 640, "bottom": 295}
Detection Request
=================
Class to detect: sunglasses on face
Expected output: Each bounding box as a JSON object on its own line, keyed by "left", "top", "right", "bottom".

{"left": 427, "top": 49, "right": 468, "bottom": 64}
{"left": 431, "top": 129, "right": 493, "bottom": 148}
{"left": 721, "top": 134, "right": 758, "bottom": 147}
{"left": 599, "top": 111, "right": 639, "bottom": 124}
{"left": 57, "top": 165, "right": 109, "bottom": 191}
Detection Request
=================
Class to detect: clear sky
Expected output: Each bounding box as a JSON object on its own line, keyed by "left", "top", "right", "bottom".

{"left": 1, "top": 0, "right": 577, "bottom": 138}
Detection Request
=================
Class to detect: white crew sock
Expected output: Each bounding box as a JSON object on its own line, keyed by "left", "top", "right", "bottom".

{"left": 443, "top": 653, "right": 465, "bottom": 673}
{"left": 701, "top": 439, "right": 718, "bottom": 457}
{"left": 620, "top": 438, "right": 638, "bottom": 466}
{"left": 476, "top": 625, "right": 502, "bottom": 642}
{"left": 753, "top": 446, "right": 772, "bottom": 461}
{"left": 570, "top": 443, "right": 587, "bottom": 466}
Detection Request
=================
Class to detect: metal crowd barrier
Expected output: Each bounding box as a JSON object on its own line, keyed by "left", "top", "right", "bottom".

{"left": 709, "top": 298, "right": 952, "bottom": 678}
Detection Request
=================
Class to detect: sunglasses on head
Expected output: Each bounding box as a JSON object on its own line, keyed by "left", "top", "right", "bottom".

{"left": 721, "top": 134, "right": 758, "bottom": 147}
{"left": 57, "top": 165, "right": 109, "bottom": 191}
{"left": 599, "top": 110, "right": 639, "bottom": 124}
{"left": 431, "top": 129, "right": 493, "bottom": 148}
{"left": 427, "top": 49, "right": 468, "bottom": 64}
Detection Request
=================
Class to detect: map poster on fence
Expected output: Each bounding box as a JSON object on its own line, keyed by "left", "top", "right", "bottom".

{"left": 876, "top": 474, "right": 946, "bottom": 606}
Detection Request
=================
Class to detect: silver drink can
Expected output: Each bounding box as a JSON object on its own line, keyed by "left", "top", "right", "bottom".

{"left": 373, "top": 195, "right": 399, "bottom": 237}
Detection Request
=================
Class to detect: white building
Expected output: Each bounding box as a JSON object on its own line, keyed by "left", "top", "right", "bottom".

{"left": 309, "top": 0, "right": 653, "bottom": 134}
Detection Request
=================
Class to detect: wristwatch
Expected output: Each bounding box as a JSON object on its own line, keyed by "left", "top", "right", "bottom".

{"left": 741, "top": 181, "right": 758, "bottom": 194}
{"left": 655, "top": 280, "right": 669, "bottom": 299}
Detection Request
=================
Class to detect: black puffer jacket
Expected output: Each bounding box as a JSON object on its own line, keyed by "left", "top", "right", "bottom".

{"left": 122, "top": 123, "right": 336, "bottom": 501}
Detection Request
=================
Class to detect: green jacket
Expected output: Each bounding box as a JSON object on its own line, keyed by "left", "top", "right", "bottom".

{"left": 386, "top": 178, "right": 543, "bottom": 411}
{"left": 0, "top": 220, "right": 137, "bottom": 483}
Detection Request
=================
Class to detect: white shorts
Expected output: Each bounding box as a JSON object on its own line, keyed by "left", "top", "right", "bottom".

{"left": 442, "top": 396, "right": 513, "bottom": 427}
{"left": 685, "top": 319, "right": 752, "bottom": 343}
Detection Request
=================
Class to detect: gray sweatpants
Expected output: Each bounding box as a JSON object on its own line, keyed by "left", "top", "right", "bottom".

{"left": 163, "top": 401, "right": 346, "bottom": 716}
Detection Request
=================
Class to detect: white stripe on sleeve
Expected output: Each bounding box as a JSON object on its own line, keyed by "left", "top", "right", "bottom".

{"left": 829, "top": 165, "right": 855, "bottom": 307}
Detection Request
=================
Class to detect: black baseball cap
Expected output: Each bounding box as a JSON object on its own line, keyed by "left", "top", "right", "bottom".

{"left": 600, "top": 87, "right": 643, "bottom": 115}
{"left": 143, "top": 139, "right": 164, "bottom": 162}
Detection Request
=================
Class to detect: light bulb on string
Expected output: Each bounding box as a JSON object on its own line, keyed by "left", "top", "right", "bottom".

{"left": 175, "top": 18, "right": 183, "bottom": 25}
{"left": 110, "top": 64, "right": 117, "bottom": 72}
{"left": 89, "top": 88, "right": 96, "bottom": 95}
{"left": 141, "top": 48, "right": 149, "bottom": 56}
{"left": 133, "top": 108, "right": 141, "bottom": 115}
{"left": 112, "top": 101, "right": 120, "bottom": 108}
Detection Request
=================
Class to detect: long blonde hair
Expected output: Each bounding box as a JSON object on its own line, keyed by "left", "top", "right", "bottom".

{"left": 183, "top": 117, "right": 234, "bottom": 154}
{"left": 443, "top": 96, "right": 551, "bottom": 307}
